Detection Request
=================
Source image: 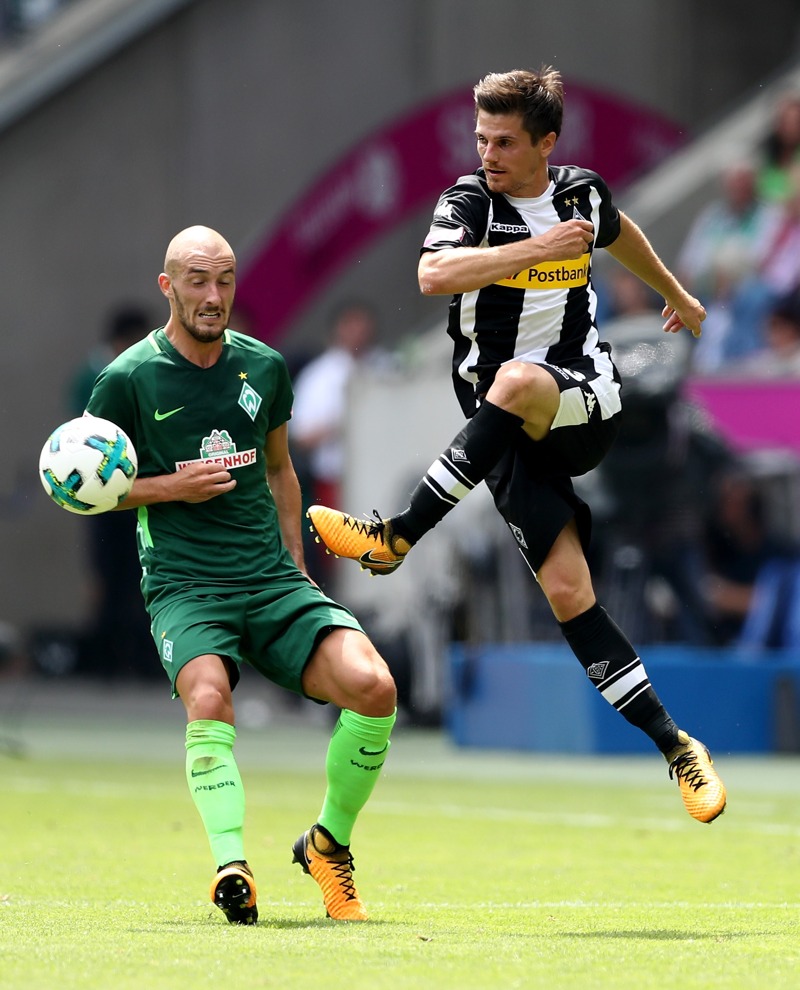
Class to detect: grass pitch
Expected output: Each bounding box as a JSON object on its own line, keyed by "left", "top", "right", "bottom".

{"left": 1, "top": 681, "right": 798, "bottom": 990}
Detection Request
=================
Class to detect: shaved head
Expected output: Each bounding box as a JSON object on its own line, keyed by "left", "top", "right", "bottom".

{"left": 159, "top": 225, "right": 237, "bottom": 356}
{"left": 164, "top": 225, "right": 236, "bottom": 276}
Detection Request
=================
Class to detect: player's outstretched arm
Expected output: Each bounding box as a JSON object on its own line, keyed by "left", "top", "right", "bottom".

{"left": 605, "top": 212, "right": 706, "bottom": 338}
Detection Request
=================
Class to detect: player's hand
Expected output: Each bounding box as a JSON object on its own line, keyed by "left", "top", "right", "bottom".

{"left": 542, "top": 220, "right": 594, "bottom": 261}
{"left": 173, "top": 460, "right": 237, "bottom": 502}
{"left": 662, "top": 294, "right": 706, "bottom": 338}
{"left": 539, "top": 219, "right": 594, "bottom": 260}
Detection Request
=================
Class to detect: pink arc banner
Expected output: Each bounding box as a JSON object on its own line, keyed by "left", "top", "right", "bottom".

{"left": 237, "top": 83, "right": 684, "bottom": 343}
{"left": 687, "top": 379, "right": 800, "bottom": 457}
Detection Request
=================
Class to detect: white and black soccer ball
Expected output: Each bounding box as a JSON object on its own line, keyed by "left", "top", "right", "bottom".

{"left": 38, "top": 415, "right": 138, "bottom": 515}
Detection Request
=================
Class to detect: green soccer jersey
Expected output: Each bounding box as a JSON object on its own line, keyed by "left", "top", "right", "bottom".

{"left": 86, "top": 327, "right": 297, "bottom": 606}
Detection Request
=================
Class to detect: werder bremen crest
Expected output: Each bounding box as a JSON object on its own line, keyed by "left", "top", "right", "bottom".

{"left": 238, "top": 381, "right": 263, "bottom": 421}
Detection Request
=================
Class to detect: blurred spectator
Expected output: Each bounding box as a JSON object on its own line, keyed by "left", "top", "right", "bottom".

{"left": 587, "top": 308, "right": 733, "bottom": 643}
{"left": 291, "top": 299, "right": 389, "bottom": 508}
{"left": 601, "top": 267, "right": 664, "bottom": 321}
{"left": 756, "top": 91, "right": 800, "bottom": 203}
{"left": 290, "top": 299, "right": 392, "bottom": 585}
{"left": 70, "top": 304, "right": 152, "bottom": 414}
{"left": 676, "top": 161, "right": 784, "bottom": 374}
{"left": 702, "top": 468, "right": 795, "bottom": 645}
{"left": 69, "top": 304, "right": 159, "bottom": 680}
{"left": 725, "top": 286, "right": 800, "bottom": 378}
{"left": 677, "top": 159, "right": 779, "bottom": 303}
{"left": 289, "top": 299, "right": 391, "bottom": 586}
{"left": 688, "top": 166, "right": 800, "bottom": 375}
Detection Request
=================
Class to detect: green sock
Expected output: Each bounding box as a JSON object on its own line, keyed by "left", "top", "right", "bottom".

{"left": 318, "top": 708, "right": 396, "bottom": 846}
{"left": 185, "top": 719, "right": 246, "bottom": 868}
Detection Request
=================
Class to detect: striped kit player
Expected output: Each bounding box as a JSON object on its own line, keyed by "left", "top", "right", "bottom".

{"left": 309, "top": 67, "right": 726, "bottom": 825}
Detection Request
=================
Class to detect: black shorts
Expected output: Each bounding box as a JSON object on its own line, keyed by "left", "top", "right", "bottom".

{"left": 485, "top": 360, "right": 621, "bottom": 574}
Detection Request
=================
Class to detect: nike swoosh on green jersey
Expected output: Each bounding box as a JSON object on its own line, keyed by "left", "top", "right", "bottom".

{"left": 154, "top": 406, "right": 185, "bottom": 421}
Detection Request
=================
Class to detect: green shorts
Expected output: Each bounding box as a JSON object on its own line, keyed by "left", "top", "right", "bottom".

{"left": 148, "top": 577, "right": 364, "bottom": 699}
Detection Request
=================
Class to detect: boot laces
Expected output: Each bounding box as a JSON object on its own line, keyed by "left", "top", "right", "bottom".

{"left": 669, "top": 750, "right": 708, "bottom": 792}
{"left": 344, "top": 510, "right": 387, "bottom": 544}
{"left": 328, "top": 853, "right": 359, "bottom": 901}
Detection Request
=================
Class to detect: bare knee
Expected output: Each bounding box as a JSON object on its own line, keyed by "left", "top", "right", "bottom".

{"left": 303, "top": 630, "right": 397, "bottom": 716}
{"left": 347, "top": 662, "right": 397, "bottom": 717}
{"left": 183, "top": 683, "right": 234, "bottom": 723}
{"left": 487, "top": 362, "right": 559, "bottom": 435}
{"left": 541, "top": 571, "right": 595, "bottom": 622}
{"left": 488, "top": 362, "right": 537, "bottom": 408}
{"left": 176, "top": 656, "right": 235, "bottom": 724}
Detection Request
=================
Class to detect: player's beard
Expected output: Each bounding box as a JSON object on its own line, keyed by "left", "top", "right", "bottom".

{"left": 173, "top": 291, "right": 228, "bottom": 344}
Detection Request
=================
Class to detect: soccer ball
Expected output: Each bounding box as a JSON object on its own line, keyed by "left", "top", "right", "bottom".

{"left": 38, "top": 416, "right": 138, "bottom": 515}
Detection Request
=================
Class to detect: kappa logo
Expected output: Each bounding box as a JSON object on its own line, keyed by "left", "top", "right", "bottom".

{"left": 586, "top": 661, "right": 609, "bottom": 680}
{"left": 509, "top": 524, "right": 528, "bottom": 549}
{"left": 451, "top": 448, "right": 468, "bottom": 462}
{"left": 434, "top": 202, "right": 456, "bottom": 221}
{"left": 584, "top": 392, "right": 597, "bottom": 417}
{"left": 490, "top": 222, "right": 529, "bottom": 233}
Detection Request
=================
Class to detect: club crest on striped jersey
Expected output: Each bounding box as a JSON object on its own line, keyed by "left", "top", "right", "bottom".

{"left": 586, "top": 661, "right": 609, "bottom": 680}
{"left": 509, "top": 523, "right": 528, "bottom": 548}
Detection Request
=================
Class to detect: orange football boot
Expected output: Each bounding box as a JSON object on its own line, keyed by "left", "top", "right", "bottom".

{"left": 307, "top": 505, "right": 411, "bottom": 575}
{"left": 210, "top": 860, "right": 258, "bottom": 924}
{"left": 292, "top": 824, "right": 368, "bottom": 921}
{"left": 667, "top": 731, "right": 727, "bottom": 823}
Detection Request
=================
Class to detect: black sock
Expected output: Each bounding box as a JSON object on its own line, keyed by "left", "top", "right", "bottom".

{"left": 393, "top": 400, "right": 523, "bottom": 544}
{"left": 559, "top": 602, "right": 680, "bottom": 754}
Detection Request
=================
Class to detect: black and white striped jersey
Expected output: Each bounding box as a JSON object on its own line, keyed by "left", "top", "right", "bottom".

{"left": 421, "top": 165, "right": 623, "bottom": 419}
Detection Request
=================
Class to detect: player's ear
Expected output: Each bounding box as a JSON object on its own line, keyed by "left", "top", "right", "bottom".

{"left": 157, "top": 272, "right": 172, "bottom": 298}
{"left": 539, "top": 131, "right": 558, "bottom": 158}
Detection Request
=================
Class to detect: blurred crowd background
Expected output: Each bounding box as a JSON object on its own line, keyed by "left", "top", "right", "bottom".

{"left": 2, "top": 0, "right": 800, "bottom": 727}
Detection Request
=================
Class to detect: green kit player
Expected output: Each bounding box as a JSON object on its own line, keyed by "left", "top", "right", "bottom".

{"left": 86, "top": 225, "right": 397, "bottom": 924}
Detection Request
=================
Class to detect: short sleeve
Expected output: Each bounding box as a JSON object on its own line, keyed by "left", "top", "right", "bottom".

{"left": 420, "top": 174, "right": 490, "bottom": 253}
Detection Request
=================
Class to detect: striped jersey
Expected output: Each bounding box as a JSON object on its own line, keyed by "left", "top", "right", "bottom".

{"left": 421, "top": 165, "right": 623, "bottom": 419}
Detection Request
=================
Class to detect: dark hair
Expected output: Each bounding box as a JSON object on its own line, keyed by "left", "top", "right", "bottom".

{"left": 474, "top": 67, "right": 564, "bottom": 144}
{"left": 106, "top": 305, "right": 151, "bottom": 342}
{"left": 771, "top": 288, "right": 800, "bottom": 331}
